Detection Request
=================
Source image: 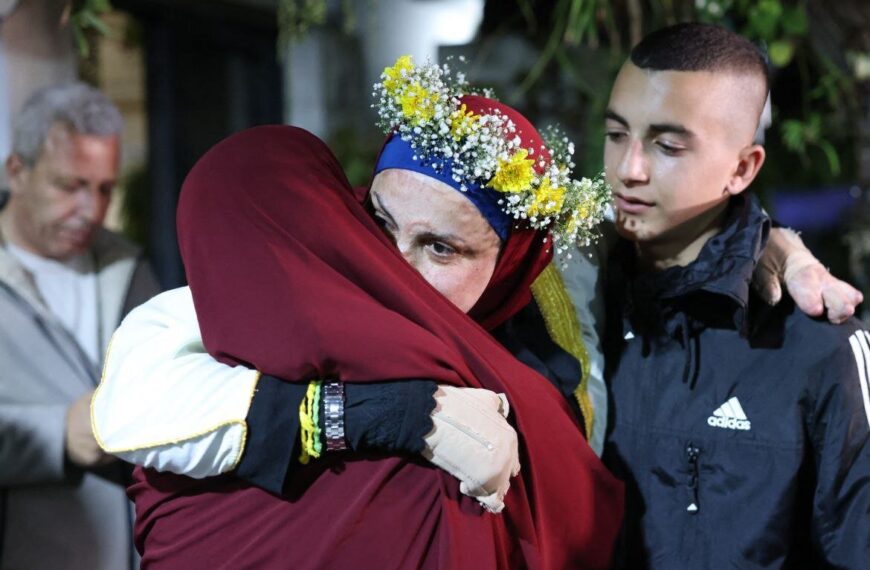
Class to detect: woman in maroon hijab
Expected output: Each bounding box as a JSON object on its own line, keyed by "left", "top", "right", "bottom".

{"left": 127, "top": 75, "right": 624, "bottom": 568}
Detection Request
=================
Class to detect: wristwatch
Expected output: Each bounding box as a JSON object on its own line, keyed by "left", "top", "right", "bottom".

{"left": 322, "top": 381, "right": 348, "bottom": 452}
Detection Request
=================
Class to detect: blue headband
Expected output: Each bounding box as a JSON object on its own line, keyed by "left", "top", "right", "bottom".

{"left": 373, "top": 135, "right": 512, "bottom": 240}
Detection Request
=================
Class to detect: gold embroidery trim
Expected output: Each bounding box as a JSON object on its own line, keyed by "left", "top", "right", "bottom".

{"left": 531, "top": 262, "right": 595, "bottom": 439}
{"left": 92, "top": 332, "right": 261, "bottom": 471}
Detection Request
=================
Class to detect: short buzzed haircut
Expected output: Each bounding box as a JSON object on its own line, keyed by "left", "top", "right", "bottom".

{"left": 630, "top": 23, "right": 769, "bottom": 93}
{"left": 12, "top": 82, "right": 123, "bottom": 167}
{"left": 631, "top": 23, "right": 770, "bottom": 141}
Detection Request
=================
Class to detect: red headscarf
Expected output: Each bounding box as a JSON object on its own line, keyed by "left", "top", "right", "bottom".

{"left": 459, "top": 95, "right": 554, "bottom": 330}
{"left": 129, "top": 125, "right": 622, "bottom": 569}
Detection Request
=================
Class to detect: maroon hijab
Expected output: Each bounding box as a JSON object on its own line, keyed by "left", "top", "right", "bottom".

{"left": 129, "top": 126, "right": 622, "bottom": 569}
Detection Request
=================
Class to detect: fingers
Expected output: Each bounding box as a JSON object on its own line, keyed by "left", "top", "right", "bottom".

{"left": 426, "top": 385, "right": 521, "bottom": 514}
{"left": 425, "top": 389, "right": 518, "bottom": 509}
{"left": 478, "top": 493, "right": 506, "bottom": 514}
{"left": 821, "top": 278, "right": 861, "bottom": 324}
{"left": 67, "top": 391, "right": 115, "bottom": 468}
{"left": 784, "top": 263, "right": 863, "bottom": 323}
{"left": 788, "top": 265, "right": 825, "bottom": 316}
{"left": 496, "top": 393, "right": 510, "bottom": 418}
{"left": 752, "top": 264, "right": 782, "bottom": 306}
{"left": 459, "top": 482, "right": 507, "bottom": 514}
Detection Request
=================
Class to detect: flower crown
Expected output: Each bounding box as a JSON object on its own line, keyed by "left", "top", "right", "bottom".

{"left": 372, "top": 55, "right": 611, "bottom": 255}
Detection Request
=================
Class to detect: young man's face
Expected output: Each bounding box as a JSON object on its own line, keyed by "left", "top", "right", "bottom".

{"left": 604, "top": 62, "right": 764, "bottom": 247}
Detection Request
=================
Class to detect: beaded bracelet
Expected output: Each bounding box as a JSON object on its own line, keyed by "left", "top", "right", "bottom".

{"left": 298, "top": 380, "right": 322, "bottom": 464}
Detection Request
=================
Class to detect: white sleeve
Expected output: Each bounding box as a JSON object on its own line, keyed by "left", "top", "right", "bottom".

{"left": 91, "top": 286, "right": 261, "bottom": 478}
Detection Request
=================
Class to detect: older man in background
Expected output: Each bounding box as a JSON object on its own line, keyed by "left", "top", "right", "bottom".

{"left": 0, "top": 82, "right": 159, "bottom": 569}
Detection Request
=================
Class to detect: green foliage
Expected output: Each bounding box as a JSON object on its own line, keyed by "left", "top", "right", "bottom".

{"left": 514, "top": 0, "right": 604, "bottom": 96}
{"left": 119, "top": 164, "right": 151, "bottom": 248}
{"left": 70, "top": 0, "right": 112, "bottom": 58}
{"left": 512, "top": 0, "right": 859, "bottom": 185}
{"left": 277, "top": 0, "right": 357, "bottom": 56}
{"left": 327, "top": 127, "right": 381, "bottom": 188}
{"left": 278, "top": 0, "right": 328, "bottom": 52}
{"left": 711, "top": 1, "right": 850, "bottom": 180}
{"left": 273, "top": 0, "right": 860, "bottom": 187}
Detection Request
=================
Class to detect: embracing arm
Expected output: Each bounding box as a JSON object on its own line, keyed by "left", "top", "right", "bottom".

{"left": 91, "top": 287, "right": 434, "bottom": 486}
{"left": 755, "top": 227, "right": 862, "bottom": 324}
{"left": 92, "top": 287, "right": 266, "bottom": 478}
{"left": 92, "top": 287, "right": 519, "bottom": 508}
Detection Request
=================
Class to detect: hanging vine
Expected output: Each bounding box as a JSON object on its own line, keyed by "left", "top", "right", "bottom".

{"left": 68, "top": 0, "right": 112, "bottom": 57}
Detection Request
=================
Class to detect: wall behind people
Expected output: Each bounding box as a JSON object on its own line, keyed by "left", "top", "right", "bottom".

{"left": 113, "top": 0, "right": 285, "bottom": 288}
{"left": 0, "top": 0, "right": 77, "bottom": 188}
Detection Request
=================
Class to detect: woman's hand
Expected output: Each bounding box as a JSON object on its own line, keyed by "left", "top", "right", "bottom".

{"left": 422, "top": 386, "right": 520, "bottom": 514}
{"left": 755, "top": 227, "right": 863, "bottom": 324}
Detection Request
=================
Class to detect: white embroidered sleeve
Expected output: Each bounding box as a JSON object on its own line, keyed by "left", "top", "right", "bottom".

{"left": 91, "top": 286, "right": 260, "bottom": 478}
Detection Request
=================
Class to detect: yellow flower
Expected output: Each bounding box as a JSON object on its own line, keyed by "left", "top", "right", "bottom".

{"left": 565, "top": 212, "right": 581, "bottom": 236}
{"left": 383, "top": 55, "right": 414, "bottom": 95}
{"left": 564, "top": 199, "right": 593, "bottom": 236}
{"left": 527, "top": 176, "right": 566, "bottom": 217}
{"left": 488, "top": 149, "right": 536, "bottom": 193}
{"left": 449, "top": 104, "right": 478, "bottom": 139}
{"left": 399, "top": 83, "right": 436, "bottom": 123}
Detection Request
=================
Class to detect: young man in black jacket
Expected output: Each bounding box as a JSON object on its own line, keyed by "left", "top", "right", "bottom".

{"left": 603, "top": 23, "right": 870, "bottom": 568}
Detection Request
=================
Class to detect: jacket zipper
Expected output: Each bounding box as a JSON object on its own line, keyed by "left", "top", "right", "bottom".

{"left": 686, "top": 442, "right": 701, "bottom": 514}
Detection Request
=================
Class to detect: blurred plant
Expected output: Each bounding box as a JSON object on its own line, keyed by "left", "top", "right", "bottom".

{"left": 719, "top": 0, "right": 854, "bottom": 179}
{"left": 512, "top": 0, "right": 607, "bottom": 95}
{"left": 328, "top": 126, "right": 381, "bottom": 188}
{"left": 277, "top": 0, "right": 356, "bottom": 56}
{"left": 119, "top": 164, "right": 150, "bottom": 248}
{"left": 505, "top": 0, "right": 860, "bottom": 184}
{"left": 274, "top": 0, "right": 862, "bottom": 187}
{"left": 68, "top": 0, "right": 112, "bottom": 57}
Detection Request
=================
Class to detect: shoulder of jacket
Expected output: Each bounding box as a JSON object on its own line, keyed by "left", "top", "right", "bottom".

{"left": 91, "top": 228, "right": 143, "bottom": 265}
{"left": 787, "top": 311, "right": 867, "bottom": 359}
{"left": 790, "top": 317, "right": 870, "bottom": 411}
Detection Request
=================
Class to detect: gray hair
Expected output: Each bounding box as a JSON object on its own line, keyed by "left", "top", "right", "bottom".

{"left": 12, "top": 82, "right": 123, "bottom": 166}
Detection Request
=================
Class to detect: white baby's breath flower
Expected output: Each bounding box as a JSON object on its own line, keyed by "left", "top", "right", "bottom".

{"left": 374, "top": 56, "right": 612, "bottom": 260}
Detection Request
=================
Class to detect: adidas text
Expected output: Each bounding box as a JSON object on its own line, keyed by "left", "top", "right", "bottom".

{"left": 707, "top": 416, "right": 751, "bottom": 430}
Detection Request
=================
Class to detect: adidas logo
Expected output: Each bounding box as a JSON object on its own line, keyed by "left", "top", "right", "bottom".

{"left": 707, "top": 397, "right": 751, "bottom": 431}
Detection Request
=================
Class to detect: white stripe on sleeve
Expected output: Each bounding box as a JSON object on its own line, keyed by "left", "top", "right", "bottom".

{"left": 848, "top": 332, "right": 870, "bottom": 428}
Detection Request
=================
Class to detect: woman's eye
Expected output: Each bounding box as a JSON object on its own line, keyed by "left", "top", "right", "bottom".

{"left": 427, "top": 241, "right": 456, "bottom": 258}
{"left": 374, "top": 214, "right": 393, "bottom": 230}
{"left": 605, "top": 131, "right": 626, "bottom": 143}
{"left": 373, "top": 214, "right": 397, "bottom": 241}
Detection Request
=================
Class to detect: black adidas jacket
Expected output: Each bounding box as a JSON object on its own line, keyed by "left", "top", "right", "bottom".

{"left": 604, "top": 194, "right": 870, "bottom": 568}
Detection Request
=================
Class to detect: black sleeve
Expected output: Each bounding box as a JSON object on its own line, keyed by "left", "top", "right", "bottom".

{"left": 808, "top": 330, "right": 870, "bottom": 566}
{"left": 235, "top": 376, "right": 437, "bottom": 495}
{"left": 344, "top": 380, "right": 437, "bottom": 454}
{"left": 234, "top": 374, "right": 307, "bottom": 494}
